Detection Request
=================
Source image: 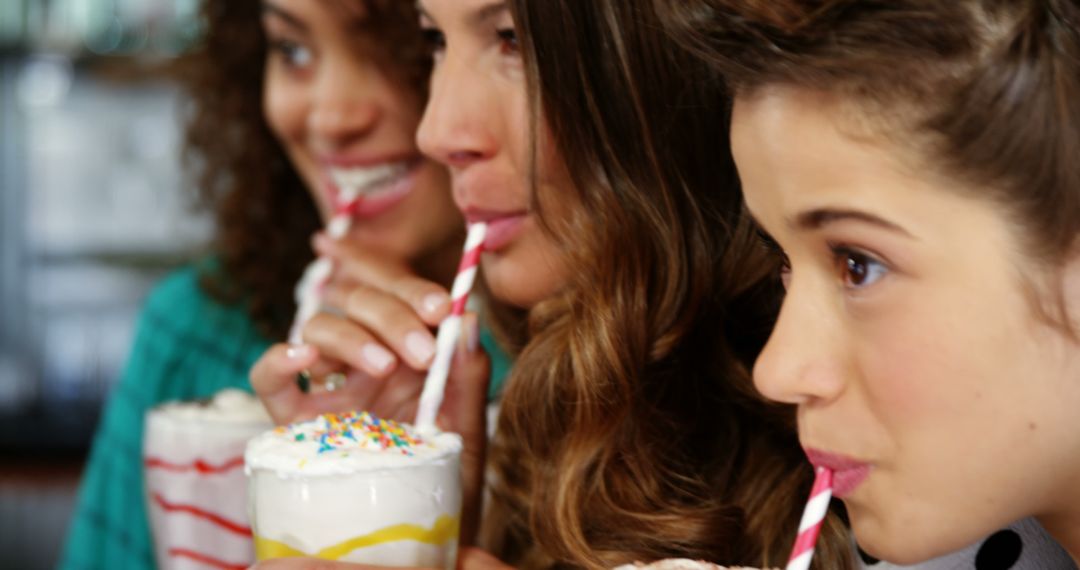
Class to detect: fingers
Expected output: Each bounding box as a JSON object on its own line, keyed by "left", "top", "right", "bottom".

{"left": 440, "top": 313, "right": 491, "bottom": 437}
{"left": 250, "top": 343, "right": 366, "bottom": 425}
{"left": 338, "top": 286, "right": 439, "bottom": 371}
{"left": 315, "top": 233, "right": 452, "bottom": 326}
{"left": 250, "top": 344, "right": 320, "bottom": 424}
{"left": 303, "top": 312, "right": 400, "bottom": 378}
{"left": 438, "top": 313, "right": 491, "bottom": 546}
{"left": 457, "top": 547, "right": 514, "bottom": 570}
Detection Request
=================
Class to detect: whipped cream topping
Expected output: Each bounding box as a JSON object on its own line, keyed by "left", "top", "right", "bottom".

{"left": 246, "top": 411, "right": 462, "bottom": 476}
{"left": 154, "top": 389, "right": 271, "bottom": 425}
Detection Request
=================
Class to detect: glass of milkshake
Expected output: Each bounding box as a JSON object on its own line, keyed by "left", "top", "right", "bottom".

{"left": 143, "top": 388, "right": 273, "bottom": 570}
{"left": 245, "top": 411, "right": 463, "bottom": 568}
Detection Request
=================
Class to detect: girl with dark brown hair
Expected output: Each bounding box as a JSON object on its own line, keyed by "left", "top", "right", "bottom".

{"left": 411, "top": 0, "right": 852, "bottom": 568}
{"left": 662, "top": 0, "right": 1080, "bottom": 567}
{"left": 62, "top": 1, "right": 511, "bottom": 568}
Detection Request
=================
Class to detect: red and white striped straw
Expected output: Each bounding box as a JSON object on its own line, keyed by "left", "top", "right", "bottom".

{"left": 287, "top": 189, "right": 364, "bottom": 346}
{"left": 414, "top": 222, "right": 487, "bottom": 431}
{"left": 785, "top": 466, "right": 833, "bottom": 570}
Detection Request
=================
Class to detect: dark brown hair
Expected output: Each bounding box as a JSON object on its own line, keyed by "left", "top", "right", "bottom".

{"left": 482, "top": 1, "right": 853, "bottom": 568}
{"left": 662, "top": 0, "right": 1080, "bottom": 264}
{"left": 178, "top": 0, "right": 430, "bottom": 339}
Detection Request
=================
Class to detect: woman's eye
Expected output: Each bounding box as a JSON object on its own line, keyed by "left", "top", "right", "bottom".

{"left": 270, "top": 39, "right": 313, "bottom": 68}
{"left": 496, "top": 28, "right": 519, "bottom": 55}
{"left": 420, "top": 27, "right": 446, "bottom": 55}
{"left": 835, "top": 247, "right": 888, "bottom": 289}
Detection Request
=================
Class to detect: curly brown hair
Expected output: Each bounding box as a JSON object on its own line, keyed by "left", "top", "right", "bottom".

{"left": 178, "top": 0, "right": 431, "bottom": 339}
{"left": 481, "top": 1, "right": 854, "bottom": 568}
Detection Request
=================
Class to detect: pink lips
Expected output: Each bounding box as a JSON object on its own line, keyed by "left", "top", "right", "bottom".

{"left": 803, "top": 448, "right": 872, "bottom": 499}
{"left": 463, "top": 210, "right": 527, "bottom": 251}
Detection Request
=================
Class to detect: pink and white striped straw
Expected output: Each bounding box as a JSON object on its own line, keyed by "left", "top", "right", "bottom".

{"left": 287, "top": 188, "right": 364, "bottom": 346}
{"left": 414, "top": 222, "right": 487, "bottom": 431}
{"left": 785, "top": 466, "right": 833, "bottom": 570}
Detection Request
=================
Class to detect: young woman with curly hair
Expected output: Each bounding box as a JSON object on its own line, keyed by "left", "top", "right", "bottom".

{"left": 59, "top": 1, "right": 511, "bottom": 568}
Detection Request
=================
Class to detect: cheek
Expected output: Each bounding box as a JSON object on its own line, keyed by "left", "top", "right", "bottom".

{"left": 501, "top": 81, "right": 534, "bottom": 185}
{"left": 263, "top": 73, "right": 306, "bottom": 144}
{"left": 855, "top": 283, "right": 1036, "bottom": 457}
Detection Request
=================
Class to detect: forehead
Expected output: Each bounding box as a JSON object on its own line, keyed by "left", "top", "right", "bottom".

{"left": 417, "top": 0, "right": 509, "bottom": 22}
{"left": 731, "top": 88, "right": 1026, "bottom": 251}
{"left": 731, "top": 88, "right": 918, "bottom": 213}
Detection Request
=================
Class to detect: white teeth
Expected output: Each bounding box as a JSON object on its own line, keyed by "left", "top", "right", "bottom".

{"left": 330, "top": 161, "right": 410, "bottom": 200}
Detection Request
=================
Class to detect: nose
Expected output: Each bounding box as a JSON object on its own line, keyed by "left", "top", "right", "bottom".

{"left": 416, "top": 51, "right": 496, "bottom": 170}
{"left": 753, "top": 282, "right": 846, "bottom": 406}
{"left": 308, "top": 55, "right": 383, "bottom": 145}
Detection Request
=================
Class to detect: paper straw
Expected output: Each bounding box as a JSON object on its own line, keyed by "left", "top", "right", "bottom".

{"left": 414, "top": 222, "right": 487, "bottom": 431}
{"left": 785, "top": 466, "right": 833, "bottom": 570}
{"left": 287, "top": 184, "right": 364, "bottom": 346}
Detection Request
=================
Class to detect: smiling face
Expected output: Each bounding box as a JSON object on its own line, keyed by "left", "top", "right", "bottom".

{"left": 415, "top": 0, "right": 569, "bottom": 309}
{"left": 733, "top": 87, "right": 1080, "bottom": 564}
{"left": 261, "top": 0, "right": 460, "bottom": 265}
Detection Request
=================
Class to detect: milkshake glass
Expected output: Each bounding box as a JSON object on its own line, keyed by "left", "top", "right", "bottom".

{"left": 245, "top": 411, "right": 463, "bottom": 568}
{"left": 143, "top": 389, "right": 273, "bottom": 570}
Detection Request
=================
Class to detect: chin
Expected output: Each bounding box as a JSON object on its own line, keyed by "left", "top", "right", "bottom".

{"left": 851, "top": 510, "right": 979, "bottom": 566}
{"left": 477, "top": 242, "right": 564, "bottom": 309}
{"left": 483, "top": 263, "right": 558, "bottom": 309}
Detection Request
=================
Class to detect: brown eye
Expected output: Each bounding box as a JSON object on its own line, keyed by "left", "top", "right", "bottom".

{"left": 269, "top": 39, "right": 313, "bottom": 69}
{"left": 496, "top": 28, "right": 518, "bottom": 55}
{"left": 835, "top": 248, "right": 887, "bottom": 289}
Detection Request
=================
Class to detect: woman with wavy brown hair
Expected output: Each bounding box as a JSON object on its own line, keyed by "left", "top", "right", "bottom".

{"left": 411, "top": 0, "right": 854, "bottom": 568}
{"left": 60, "top": 1, "right": 512, "bottom": 568}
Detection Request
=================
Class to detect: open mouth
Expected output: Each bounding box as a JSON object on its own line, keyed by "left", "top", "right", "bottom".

{"left": 329, "top": 159, "right": 417, "bottom": 202}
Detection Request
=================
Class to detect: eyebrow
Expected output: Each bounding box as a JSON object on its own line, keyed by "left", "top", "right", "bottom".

{"left": 417, "top": 1, "right": 509, "bottom": 28}
{"left": 793, "top": 208, "right": 915, "bottom": 238}
{"left": 261, "top": 1, "right": 307, "bottom": 32}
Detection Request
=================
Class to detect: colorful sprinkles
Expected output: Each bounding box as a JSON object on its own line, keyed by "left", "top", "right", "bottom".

{"left": 277, "top": 411, "right": 425, "bottom": 455}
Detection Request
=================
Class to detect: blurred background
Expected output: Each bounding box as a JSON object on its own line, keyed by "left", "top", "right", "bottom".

{"left": 1, "top": 1, "right": 209, "bottom": 567}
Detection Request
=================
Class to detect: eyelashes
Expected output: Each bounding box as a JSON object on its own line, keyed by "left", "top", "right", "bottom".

{"left": 417, "top": 26, "right": 520, "bottom": 58}
{"left": 830, "top": 245, "right": 889, "bottom": 289}
{"left": 496, "top": 28, "right": 519, "bottom": 54}
{"left": 420, "top": 27, "right": 446, "bottom": 54}
{"left": 268, "top": 38, "right": 313, "bottom": 69}
{"left": 756, "top": 230, "right": 890, "bottom": 291}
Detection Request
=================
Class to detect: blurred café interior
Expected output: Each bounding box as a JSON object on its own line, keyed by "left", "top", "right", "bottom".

{"left": 1, "top": 1, "right": 207, "bottom": 567}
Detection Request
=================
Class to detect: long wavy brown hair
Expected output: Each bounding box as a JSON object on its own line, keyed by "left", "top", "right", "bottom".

{"left": 178, "top": 0, "right": 431, "bottom": 339}
{"left": 481, "top": 1, "right": 853, "bottom": 568}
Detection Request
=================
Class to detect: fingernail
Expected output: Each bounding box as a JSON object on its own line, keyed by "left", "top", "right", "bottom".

{"left": 405, "top": 330, "right": 436, "bottom": 364}
{"left": 421, "top": 292, "right": 449, "bottom": 317}
{"left": 463, "top": 315, "right": 480, "bottom": 354}
{"left": 286, "top": 345, "right": 313, "bottom": 360}
{"left": 361, "top": 343, "right": 396, "bottom": 374}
